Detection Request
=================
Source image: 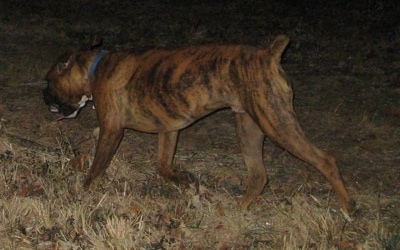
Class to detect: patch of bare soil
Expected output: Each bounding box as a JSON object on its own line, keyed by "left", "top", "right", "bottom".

{"left": 0, "top": 0, "right": 399, "bottom": 248}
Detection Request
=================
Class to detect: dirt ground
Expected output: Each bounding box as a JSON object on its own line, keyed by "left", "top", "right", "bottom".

{"left": 0, "top": 0, "right": 399, "bottom": 249}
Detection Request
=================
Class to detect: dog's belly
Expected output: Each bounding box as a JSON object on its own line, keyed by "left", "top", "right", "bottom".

{"left": 124, "top": 101, "right": 229, "bottom": 133}
{"left": 125, "top": 118, "right": 193, "bottom": 133}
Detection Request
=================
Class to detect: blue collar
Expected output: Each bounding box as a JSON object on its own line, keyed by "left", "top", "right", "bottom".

{"left": 89, "top": 50, "right": 108, "bottom": 79}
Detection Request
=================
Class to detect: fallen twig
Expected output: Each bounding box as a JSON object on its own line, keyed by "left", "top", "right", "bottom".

{"left": 20, "top": 81, "right": 48, "bottom": 87}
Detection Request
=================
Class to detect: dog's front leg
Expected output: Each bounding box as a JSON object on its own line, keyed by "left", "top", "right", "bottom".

{"left": 235, "top": 112, "right": 267, "bottom": 210}
{"left": 157, "top": 132, "right": 194, "bottom": 186}
{"left": 83, "top": 127, "right": 124, "bottom": 189}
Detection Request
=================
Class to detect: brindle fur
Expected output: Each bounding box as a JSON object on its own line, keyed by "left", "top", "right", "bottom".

{"left": 44, "top": 36, "right": 355, "bottom": 216}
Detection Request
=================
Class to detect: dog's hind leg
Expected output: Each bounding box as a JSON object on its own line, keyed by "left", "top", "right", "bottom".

{"left": 235, "top": 112, "right": 267, "bottom": 210}
{"left": 157, "top": 132, "right": 194, "bottom": 185}
{"left": 252, "top": 108, "right": 356, "bottom": 217}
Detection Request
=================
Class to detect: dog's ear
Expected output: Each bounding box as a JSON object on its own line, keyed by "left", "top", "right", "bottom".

{"left": 56, "top": 53, "right": 75, "bottom": 75}
{"left": 269, "top": 35, "right": 290, "bottom": 63}
{"left": 90, "top": 35, "right": 103, "bottom": 50}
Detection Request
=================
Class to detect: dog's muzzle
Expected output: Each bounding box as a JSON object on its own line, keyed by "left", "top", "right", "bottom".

{"left": 43, "top": 88, "right": 88, "bottom": 118}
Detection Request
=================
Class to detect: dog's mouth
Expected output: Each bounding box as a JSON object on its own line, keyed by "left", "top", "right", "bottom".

{"left": 49, "top": 96, "right": 90, "bottom": 119}
{"left": 43, "top": 88, "right": 91, "bottom": 119}
{"left": 48, "top": 103, "right": 79, "bottom": 118}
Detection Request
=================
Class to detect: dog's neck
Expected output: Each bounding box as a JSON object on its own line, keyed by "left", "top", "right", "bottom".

{"left": 89, "top": 50, "right": 108, "bottom": 79}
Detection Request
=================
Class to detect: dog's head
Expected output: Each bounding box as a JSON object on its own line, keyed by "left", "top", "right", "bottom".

{"left": 43, "top": 51, "right": 92, "bottom": 118}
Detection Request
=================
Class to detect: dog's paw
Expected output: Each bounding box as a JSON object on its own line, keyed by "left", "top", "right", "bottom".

{"left": 171, "top": 170, "right": 196, "bottom": 187}
{"left": 83, "top": 176, "right": 101, "bottom": 191}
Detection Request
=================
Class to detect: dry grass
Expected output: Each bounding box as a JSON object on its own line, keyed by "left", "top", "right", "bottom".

{"left": 0, "top": 0, "right": 399, "bottom": 249}
{"left": 1, "top": 112, "right": 399, "bottom": 249}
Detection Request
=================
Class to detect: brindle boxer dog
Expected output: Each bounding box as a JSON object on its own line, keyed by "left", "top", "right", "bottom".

{"left": 43, "top": 35, "right": 355, "bottom": 217}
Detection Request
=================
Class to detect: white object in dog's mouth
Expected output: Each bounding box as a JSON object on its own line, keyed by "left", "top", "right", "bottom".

{"left": 49, "top": 105, "right": 59, "bottom": 113}
{"left": 65, "top": 95, "right": 91, "bottom": 118}
{"left": 52, "top": 95, "right": 92, "bottom": 119}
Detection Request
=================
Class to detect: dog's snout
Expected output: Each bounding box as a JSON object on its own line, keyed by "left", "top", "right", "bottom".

{"left": 43, "top": 87, "right": 77, "bottom": 116}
